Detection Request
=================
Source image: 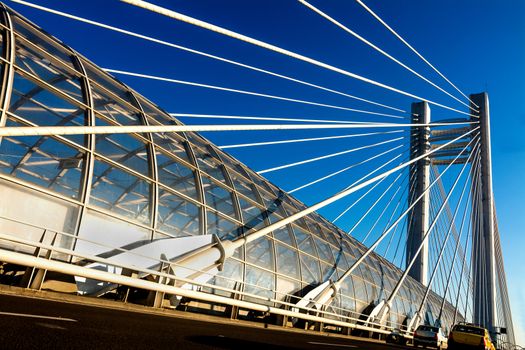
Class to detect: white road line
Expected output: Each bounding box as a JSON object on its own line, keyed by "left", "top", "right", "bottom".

{"left": 307, "top": 341, "right": 358, "bottom": 348}
{"left": 0, "top": 311, "right": 77, "bottom": 322}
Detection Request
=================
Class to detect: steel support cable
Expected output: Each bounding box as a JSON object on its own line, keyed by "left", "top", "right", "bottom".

{"left": 391, "top": 168, "right": 418, "bottom": 265}
{"left": 298, "top": 0, "right": 476, "bottom": 112}
{"left": 382, "top": 175, "right": 412, "bottom": 257}
{"left": 120, "top": 0, "right": 474, "bottom": 117}
{"left": 10, "top": 0, "right": 408, "bottom": 114}
{"left": 429, "top": 180, "right": 461, "bottom": 293}
{"left": 345, "top": 170, "right": 406, "bottom": 238}
{"left": 382, "top": 171, "right": 415, "bottom": 256}
{"left": 218, "top": 130, "right": 403, "bottom": 150}
{"left": 432, "top": 177, "right": 464, "bottom": 298}
{"left": 330, "top": 152, "right": 409, "bottom": 223}
{"left": 428, "top": 192, "right": 449, "bottom": 296}
{"left": 332, "top": 173, "right": 391, "bottom": 224}
{"left": 413, "top": 148, "right": 476, "bottom": 326}
{"left": 228, "top": 127, "right": 479, "bottom": 251}
{"left": 378, "top": 135, "right": 480, "bottom": 320}
{"left": 431, "top": 165, "right": 471, "bottom": 279}
{"left": 288, "top": 143, "right": 405, "bottom": 193}
{"left": 455, "top": 154, "right": 482, "bottom": 324}
{"left": 354, "top": 0, "right": 478, "bottom": 109}
{"left": 173, "top": 113, "right": 392, "bottom": 125}
{"left": 391, "top": 161, "right": 419, "bottom": 261}
{"left": 323, "top": 132, "right": 479, "bottom": 296}
{"left": 362, "top": 170, "right": 411, "bottom": 245}
{"left": 0, "top": 120, "right": 478, "bottom": 138}
{"left": 256, "top": 136, "right": 404, "bottom": 174}
{"left": 104, "top": 68, "right": 406, "bottom": 119}
{"left": 433, "top": 165, "right": 466, "bottom": 263}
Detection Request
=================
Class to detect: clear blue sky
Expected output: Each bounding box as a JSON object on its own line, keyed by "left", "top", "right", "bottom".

{"left": 9, "top": 0, "right": 525, "bottom": 343}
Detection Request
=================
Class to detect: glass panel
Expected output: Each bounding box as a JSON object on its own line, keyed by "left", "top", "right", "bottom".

{"left": 320, "top": 261, "right": 335, "bottom": 281}
{"left": 246, "top": 236, "right": 273, "bottom": 269}
{"left": 11, "top": 14, "right": 75, "bottom": 68}
{"left": 272, "top": 226, "right": 296, "bottom": 247}
{"left": 353, "top": 276, "right": 368, "bottom": 302}
{"left": 94, "top": 116, "right": 150, "bottom": 177}
{"left": 332, "top": 245, "right": 349, "bottom": 270}
{"left": 201, "top": 175, "right": 236, "bottom": 219}
{"left": 206, "top": 258, "right": 243, "bottom": 297}
{"left": 90, "top": 158, "right": 151, "bottom": 225}
{"left": 300, "top": 253, "right": 321, "bottom": 284}
{"left": 340, "top": 274, "right": 355, "bottom": 299}
{"left": 276, "top": 277, "right": 301, "bottom": 303}
{"left": 206, "top": 210, "right": 240, "bottom": 240}
{"left": 15, "top": 37, "right": 83, "bottom": 103}
{"left": 10, "top": 72, "right": 86, "bottom": 145}
{"left": 229, "top": 169, "right": 259, "bottom": 201}
{"left": 147, "top": 118, "right": 190, "bottom": 163}
{"left": 314, "top": 236, "right": 334, "bottom": 263}
{"left": 81, "top": 59, "right": 138, "bottom": 107}
{"left": 0, "top": 120, "right": 85, "bottom": 199}
{"left": 192, "top": 145, "right": 227, "bottom": 184}
{"left": 92, "top": 86, "right": 142, "bottom": 126}
{"left": 244, "top": 265, "right": 274, "bottom": 305}
{"left": 157, "top": 189, "right": 200, "bottom": 237}
{"left": 276, "top": 243, "right": 300, "bottom": 280}
{"left": 156, "top": 151, "right": 197, "bottom": 199}
{"left": 340, "top": 295, "right": 356, "bottom": 314}
{"left": 238, "top": 197, "right": 265, "bottom": 231}
{"left": 293, "top": 226, "right": 318, "bottom": 257}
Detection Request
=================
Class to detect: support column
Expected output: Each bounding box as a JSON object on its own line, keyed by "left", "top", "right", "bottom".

{"left": 470, "top": 92, "right": 496, "bottom": 334}
{"left": 407, "top": 102, "right": 430, "bottom": 285}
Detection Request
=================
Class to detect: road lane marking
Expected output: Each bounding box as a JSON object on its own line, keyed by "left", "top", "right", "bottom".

{"left": 307, "top": 341, "right": 357, "bottom": 348}
{"left": 0, "top": 311, "right": 77, "bottom": 322}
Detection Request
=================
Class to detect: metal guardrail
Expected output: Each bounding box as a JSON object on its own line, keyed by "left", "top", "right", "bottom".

{"left": 0, "top": 215, "right": 411, "bottom": 337}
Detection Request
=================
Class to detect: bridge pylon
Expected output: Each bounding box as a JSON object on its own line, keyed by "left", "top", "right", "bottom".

{"left": 470, "top": 92, "right": 497, "bottom": 336}
{"left": 406, "top": 101, "right": 431, "bottom": 285}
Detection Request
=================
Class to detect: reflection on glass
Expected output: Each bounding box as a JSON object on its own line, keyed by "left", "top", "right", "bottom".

{"left": 90, "top": 158, "right": 151, "bottom": 225}
{"left": 157, "top": 188, "right": 200, "bottom": 237}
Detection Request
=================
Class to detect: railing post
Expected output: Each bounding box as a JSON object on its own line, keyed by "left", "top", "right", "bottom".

{"left": 470, "top": 92, "right": 496, "bottom": 336}
{"left": 407, "top": 101, "right": 430, "bottom": 285}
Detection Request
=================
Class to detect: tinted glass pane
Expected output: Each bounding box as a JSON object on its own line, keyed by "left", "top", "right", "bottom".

{"left": 156, "top": 151, "right": 197, "bottom": 199}
{"left": 314, "top": 236, "right": 334, "bottom": 263}
{"left": 294, "top": 226, "right": 318, "bottom": 257}
{"left": 300, "top": 253, "right": 321, "bottom": 284}
{"left": 11, "top": 14, "right": 74, "bottom": 67}
{"left": 157, "top": 188, "right": 200, "bottom": 237}
{"left": 10, "top": 72, "right": 86, "bottom": 145}
{"left": 15, "top": 38, "right": 83, "bottom": 102}
{"left": 244, "top": 265, "right": 274, "bottom": 304}
{"left": 276, "top": 243, "right": 300, "bottom": 279}
{"left": 94, "top": 117, "right": 150, "bottom": 177}
{"left": 192, "top": 145, "right": 227, "bottom": 184}
{"left": 246, "top": 236, "right": 273, "bottom": 269}
{"left": 201, "top": 175, "right": 236, "bottom": 219}
{"left": 238, "top": 198, "right": 265, "bottom": 231}
{"left": 0, "top": 121, "right": 84, "bottom": 199}
{"left": 229, "top": 170, "right": 259, "bottom": 201}
{"left": 206, "top": 210, "right": 240, "bottom": 240}
{"left": 92, "top": 86, "right": 142, "bottom": 126}
{"left": 90, "top": 159, "right": 151, "bottom": 224}
{"left": 272, "top": 225, "right": 296, "bottom": 247}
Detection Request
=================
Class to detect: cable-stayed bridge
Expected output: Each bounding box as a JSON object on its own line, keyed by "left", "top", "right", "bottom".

{"left": 0, "top": 1, "right": 518, "bottom": 349}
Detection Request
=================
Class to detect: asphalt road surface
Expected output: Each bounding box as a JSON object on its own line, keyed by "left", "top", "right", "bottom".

{"left": 0, "top": 293, "right": 412, "bottom": 350}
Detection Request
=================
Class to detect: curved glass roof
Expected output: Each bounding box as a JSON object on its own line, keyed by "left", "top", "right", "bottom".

{"left": 0, "top": 5, "right": 461, "bottom": 331}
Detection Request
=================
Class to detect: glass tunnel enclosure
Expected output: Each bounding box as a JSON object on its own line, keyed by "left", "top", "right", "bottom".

{"left": 0, "top": 3, "right": 461, "bottom": 333}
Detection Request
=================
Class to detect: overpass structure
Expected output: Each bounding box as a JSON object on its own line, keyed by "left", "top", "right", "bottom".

{"left": 0, "top": 1, "right": 517, "bottom": 348}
